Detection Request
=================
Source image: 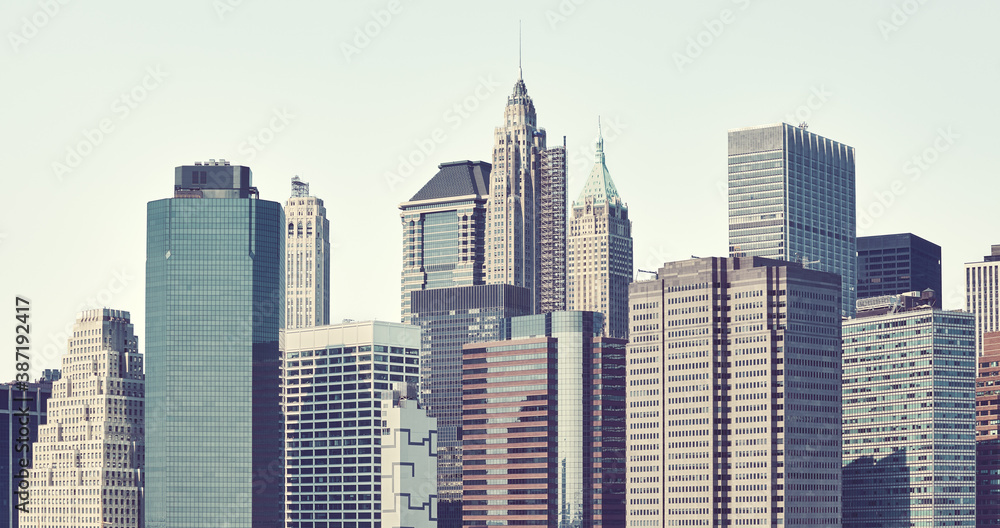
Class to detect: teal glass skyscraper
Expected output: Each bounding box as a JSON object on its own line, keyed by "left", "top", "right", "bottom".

{"left": 145, "top": 160, "right": 284, "bottom": 528}
{"left": 843, "top": 291, "right": 976, "bottom": 527}
{"left": 728, "top": 123, "right": 857, "bottom": 315}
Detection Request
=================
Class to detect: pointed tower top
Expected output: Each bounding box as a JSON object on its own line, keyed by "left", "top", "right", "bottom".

{"left": 574, "top": 117, "right": 623, "bottom": 209}
{"left": 596, "top": 116, "right": 604, "bottom": 163}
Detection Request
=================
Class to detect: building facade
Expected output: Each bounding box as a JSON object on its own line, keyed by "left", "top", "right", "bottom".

{"left": 0, "top": 377, "right": 55, "bottom": 528}
{"left": 728, "top": 123, "right": 857, "bottom": 316}
{"left": 627, "top": 256, "right": 843, "bottom": 527}
{"left": 539, "top": 140, "right": 567, "bottom": 314}
{"left": 400, "top": 160, "right": 491, "bottom": 323}
{"left": 966, "top": 244, "right": 1000, "bottom": 355}
{"left": 409, "top": 284, "right": 532, "bottom": 527}
{"left": 286, "top": 176, "right": 331, "bottom": 329}
{"left": 843, "top": 293, "right": 976, "bottom": 527}
{"left": 145, "top": 160, "right": 284, "bottom": 528}
{"left": 379, "top": 397, "right": 437, "bottom": 528}
{"left": 487, "top": 72, "right": 549, "bottom": 314}
{"left": 567, "top": 123, "right": 633, "bottom": 338}
{"left": 22, "top": 308, "right": 144, "bottom": 528}
{"left": 977, "top": 331, "right": 1000, "bottom": 525}
{"left": 857, "top": 233, "right": 941, "bottom": 300}
{"left": 282, "top": 321, "right": 422, "bottom": 528}
{"left": 461, "top": 311, "right": 626, "bottom": 528}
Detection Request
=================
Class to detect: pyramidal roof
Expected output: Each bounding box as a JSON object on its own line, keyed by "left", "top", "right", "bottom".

{"left": 574, "top": 119, "right": 623, "bottom": 208}
{"left": 408, "top": 160, "right": 490, "bottom": 202}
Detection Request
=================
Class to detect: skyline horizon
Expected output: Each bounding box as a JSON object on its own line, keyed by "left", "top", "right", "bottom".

{"left": 3, "top": 2, "right": 996, "bottom": 384}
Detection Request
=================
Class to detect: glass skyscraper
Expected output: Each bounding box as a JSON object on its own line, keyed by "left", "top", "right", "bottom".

{"left": 145, "top": 160, "right": 284, "bottom": 528}
{"left": 842, "top": 292, "right": 976, "bottom": 527}
{"left": 728, "top": 123, "right": 857, "bottom": 315}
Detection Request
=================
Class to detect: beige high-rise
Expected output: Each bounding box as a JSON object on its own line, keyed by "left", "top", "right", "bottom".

{"left": 285, "top": 176, "right": 331, "bottom": 329}
{"left": 487, "top": 70, "right": 551, "bottom": 314}
{"left": 627, "top": 257, "right": 843, "bottom": 527}
{"left": 22, "top": 308, "right": 144, "bottom": 528}
{"left": 966, "top": 244, "right": 1000, "bottom": 355}
{"left": 567, "top": 122, "right": 632, "bottom": 337}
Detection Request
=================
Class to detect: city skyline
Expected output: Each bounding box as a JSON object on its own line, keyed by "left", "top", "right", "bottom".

{"left": 2, "top": 1, "right": 998, "bottom": 385}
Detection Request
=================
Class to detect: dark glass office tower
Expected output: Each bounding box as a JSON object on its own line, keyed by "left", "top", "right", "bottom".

{"left": 728, "top": 123, "right": 857, "bottom": 315}
{"left": 145, "top": 160, "right": 284, "bottom": 528}
{"left": 410, "top": 284, "right": 532, "bottom": 528}
{"left": 857, "top": 233, "right": 941, "bottom": 299}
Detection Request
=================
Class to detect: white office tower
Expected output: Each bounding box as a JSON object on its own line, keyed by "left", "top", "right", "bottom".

{"left": 966, "top": 243, "right": 1000, "bottom": 355}
{"left": 285, "top": 176, "right": 331, "bottom": 329}
{"left": 627, "top": 257, "right": 842, "bottom": 528}
{"left": 22, "top": 308, "right": 145, "bottom": 528}
{"left": 380, "top": 396, "right": 438, "bottom": 528}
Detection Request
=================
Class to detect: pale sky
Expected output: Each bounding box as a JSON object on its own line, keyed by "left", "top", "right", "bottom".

{"left": 2, "top": 1, "right": 997, "bottom": 382}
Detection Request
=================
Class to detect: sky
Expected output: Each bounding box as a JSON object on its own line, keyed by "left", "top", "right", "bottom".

{"left": 1, "top": 1, "right": 997, "bottom": 382}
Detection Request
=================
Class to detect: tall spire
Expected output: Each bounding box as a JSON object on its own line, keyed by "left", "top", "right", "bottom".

{"left": 596, "top": 116, "right": 605, "bottom": 163}
{"left": 518, "top": 20, "right": 522, "bottom": 80}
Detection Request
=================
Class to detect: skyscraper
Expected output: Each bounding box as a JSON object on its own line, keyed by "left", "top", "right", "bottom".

{"left": 977, "top": 331, "right": 1000, "bottom": 526}
{"left": 146, "top": 160, "right": 284, "bottom": 528}
{"left": 409, "top": 283, "right": 532, "bottom": 526}
{"left": 539, "top": 139, "right": 567, "bottom": 313}
{"left": 487, "top": 70, "right": 548, "bottom": 313}
{"left": 285, "top": 176, "right": 331, "bottom": 329}
{"left": 843, "top": 292, "right": 976, "bottom": 527}
{"left": 966, "top": 244, "right": 1000, "bottom": 355}
{"left": 22, "top": 308, "right": 144, "bottom": 528}
{"left": 857, "top": 233, "right": 941, "bottom": 299}
{"left": 567, "top": 121, "right": 633, "bottom": 337}
{"left": 399, "top": 160, "right": 491, "bottom": 323}
{"left": 728, "top": 123, "right": 857, "bottom": 316}
{"left": 282, "top": 321, "right": 423, "bottom": 528}
{"left": 461, "top": 311, "right": 626, "bottom": 527}
{"left": 1, "top": 376, "right": 56, "bottom": 528}
{"left": 627, "top": 257, "right": 842, "bottom": 528}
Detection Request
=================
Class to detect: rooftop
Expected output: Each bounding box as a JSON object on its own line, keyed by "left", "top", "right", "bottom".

{"left": 405, "top": 160, "right": 490, "bottom": 203}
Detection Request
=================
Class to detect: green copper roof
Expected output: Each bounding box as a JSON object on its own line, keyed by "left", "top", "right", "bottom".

{"left": 574, "top": 118, "right": 624, "bottom": 208}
